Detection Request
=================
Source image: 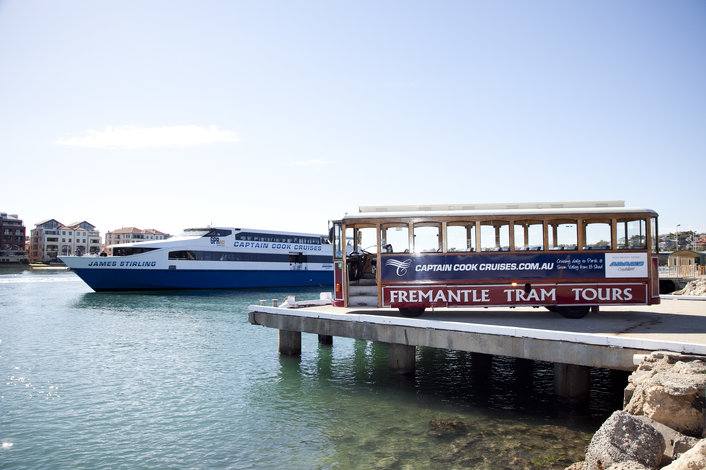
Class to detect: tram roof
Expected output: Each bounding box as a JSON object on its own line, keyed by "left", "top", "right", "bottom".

{"left": 342, "top": 201, "right": 658, "bottom": 221}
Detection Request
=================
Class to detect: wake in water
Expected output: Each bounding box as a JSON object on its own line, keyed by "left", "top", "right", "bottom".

{"left": 0, "top": 272, "right": 81, "bottom": 284}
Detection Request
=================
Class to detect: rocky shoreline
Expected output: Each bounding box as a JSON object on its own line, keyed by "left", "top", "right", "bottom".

{"left": 673, "top": 278, "right": 706, "bottom": 297}
{"left": 565, "top": 352, "right": 705, "bottom": 470}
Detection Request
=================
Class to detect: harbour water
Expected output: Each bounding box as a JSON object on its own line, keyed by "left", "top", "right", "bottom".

{"left": 0, "top": 269, "right": 627, "bottom": 469}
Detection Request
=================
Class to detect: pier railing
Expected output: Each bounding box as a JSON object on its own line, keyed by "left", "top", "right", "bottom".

{"left": 659, "top": 265, "right": 706, "bottom": 278}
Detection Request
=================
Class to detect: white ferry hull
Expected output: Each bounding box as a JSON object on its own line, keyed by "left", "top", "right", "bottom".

{"left": 60, "top": 227, "right": 334, "bottom": 291}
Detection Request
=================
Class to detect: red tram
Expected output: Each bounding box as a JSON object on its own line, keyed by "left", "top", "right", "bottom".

{"left": 330, "top": 202, "right": 659, "bottom": 318}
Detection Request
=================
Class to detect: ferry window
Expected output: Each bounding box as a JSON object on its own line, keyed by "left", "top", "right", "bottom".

{"left": 447, "top": 223, "right": 476, "bottom": 252}
{"left": 548, "top": 220, "right": 578, "bottom": 250}
{"left": 168, "top": 250, "right": 196, "bottom": 260}
{"left": 289, "top": 253, "right": 307, "bottom": 263}
{"left": 114, "top": 247, "right": 159, "bottom": 256}
{"left": 617, "top": 218, "right": 646, "bottom": 249}
{"left": 513, "top": 220, "right": 544, "bottom": 251}
{"left": 480, "top": 220, "right": 510, "bottom": 252}
{"left": 583, "top": 220, "right": 612, "bottom": 250}
{"left": 381, "top": 224, "right": 409, "bottom": 253}
{"left": 413, "top": 223, "right": 441, "bottom": 253}
{"left": 234, "top": 232, "right": 321, "bottom": 245}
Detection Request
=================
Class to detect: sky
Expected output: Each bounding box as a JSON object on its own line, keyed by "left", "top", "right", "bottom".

{"left": 1, "top": 0, "right": 704, "bottom": 237}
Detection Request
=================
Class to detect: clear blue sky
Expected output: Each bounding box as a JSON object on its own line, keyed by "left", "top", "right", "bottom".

{"left": 1, "top": 1, "right": 704, "bottom": 236}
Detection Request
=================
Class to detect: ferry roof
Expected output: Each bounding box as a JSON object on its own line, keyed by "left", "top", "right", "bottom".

{"left": 107, "top": 226, "right": 328, "bottom": 249}
{"left": 342, "top": 201, "right": 658, "bottom": 221}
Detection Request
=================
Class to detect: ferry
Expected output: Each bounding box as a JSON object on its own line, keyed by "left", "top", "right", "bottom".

{"left": 60, "top": 227, "right": 334, "bottom": 291}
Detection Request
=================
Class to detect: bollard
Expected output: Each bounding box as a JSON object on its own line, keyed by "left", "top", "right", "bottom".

{"left": 259, "top": 300, "right": 266, "bottom": 306}
{"left": 272, "top": 299, "right": 278, "bottom": 307}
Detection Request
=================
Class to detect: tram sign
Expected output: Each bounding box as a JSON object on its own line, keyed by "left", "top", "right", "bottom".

{"left": 381, "top": 253, "right": 648, "bottom": 283}
{"left": 382, "top": 283, "right": 648, "bottom": 308}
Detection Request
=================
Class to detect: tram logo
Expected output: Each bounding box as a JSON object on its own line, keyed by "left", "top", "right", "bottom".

{"left": 605, "top": 253, "right": 648, "bottom": 278}
{"left": 386, "top": 259, "right": 412, "bottom": 276}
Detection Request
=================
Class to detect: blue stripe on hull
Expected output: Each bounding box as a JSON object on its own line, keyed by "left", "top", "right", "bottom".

{"left": 72, "top": 269, "right": 333, "bottom": 291}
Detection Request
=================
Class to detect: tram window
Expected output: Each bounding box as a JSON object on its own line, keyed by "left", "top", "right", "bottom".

{"left": 583, "top": 220, "right": 612, "bottom": 250}
{"left": 513, "top": 220, "right": 544, "bottom": 251}
{"left": 447, "top": 223, "right": 475, "bottom": 252}
{"left": 650, "top": 217, "right": 658, "bottom": 253}
{"left": 480, "top": 220, "right": 510, "bottom": 252}
{"left": 333, "top": 224, "right": 343, "bottom": 259}
{"left": 548, "top": 220, "right": 578, "bottom": 250}
{"left": 413, "top": 223, "right": 441, "bottom": 253}
{"left": 617, "top": 218, "right": 646, "bottom": 249}
{"left": 348, "top": 227, "right": 378, "bottom": 253}
{"left": 381, "top": 224, "right": 409, "bottom": 253}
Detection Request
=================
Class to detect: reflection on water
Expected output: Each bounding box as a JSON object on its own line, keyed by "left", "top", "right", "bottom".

{"left": 1, "top": 271, "right": 624, "bottom": 469}
{"left": 260, "top": 340, "right": 628, "bottom": 470}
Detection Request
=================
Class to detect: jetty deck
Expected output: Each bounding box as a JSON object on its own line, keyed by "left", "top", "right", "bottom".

{"left": 249, "top": 298, "right": 706, "bottom": 386}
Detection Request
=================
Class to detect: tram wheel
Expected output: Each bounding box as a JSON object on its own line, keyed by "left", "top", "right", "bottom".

{"left": 552, "top": 306, "right": 591, "bottom": 319}
{"left": 399, "top": 308, "right": 425, "bottom": 318}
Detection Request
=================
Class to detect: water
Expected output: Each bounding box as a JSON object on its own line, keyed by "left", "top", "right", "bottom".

{"left": 0, "top": 269, "right": 627, "bottom": 469}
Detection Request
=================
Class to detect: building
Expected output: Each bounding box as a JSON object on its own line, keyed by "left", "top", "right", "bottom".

{"left": 0, "top": 212, "right": 28, "bottom": 264}
{"left": 30, "top": 220, "right": 101, "bottom": 262}
{"left": 104, "top": 227, "right": 170, "bottom": 253}
{"left": 668, "top": 250, "right": 705, "bottom": 268}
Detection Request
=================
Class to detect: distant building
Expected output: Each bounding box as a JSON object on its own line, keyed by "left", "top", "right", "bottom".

{"left": 30, "top": 220, "right": 101, "bottom": 262}
{"left": 668, "top": 250, "right": 705, "bottom": 268}
{"left": 0, "top": 212, "right": 28, "bottom": 264}
{"left": 105, "top": 227, "right": 170, "bottom": 253}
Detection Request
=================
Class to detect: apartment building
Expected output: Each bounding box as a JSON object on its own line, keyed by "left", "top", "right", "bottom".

{"left": 30, "top": 220, "right": 101, "bottom": 262}
{"left": 0, "top": 212, "right": 28, "bottom": 263}
{"left": 105, "top": 227, "right": 170, "bottom": 253}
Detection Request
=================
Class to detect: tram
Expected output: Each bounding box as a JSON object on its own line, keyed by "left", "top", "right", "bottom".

{"left": 330, "top": 201, "right": 659, "bottom": 318}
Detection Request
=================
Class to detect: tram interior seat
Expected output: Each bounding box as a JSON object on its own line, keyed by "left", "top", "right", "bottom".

{"left": 549, "top": 245, "right": 577, "bottom": 251}
{"left": 583, "top": 245, "right": 610, "bottom": 250}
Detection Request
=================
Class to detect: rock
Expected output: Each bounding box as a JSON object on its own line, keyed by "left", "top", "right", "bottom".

{"left": 428, "top": 418, "right": 467, "bottom": 438}
{"left": 673, "top": 279, "right": 706, "bottom": 296}
{"left": 585, "top": 411, "right": 665, "bottom": 470}
{"left": 564, "top": 462, "right": 585, "bottom": 470}
{"left": 633, "top": 415, "right": 700, "bottom": 466}
{"left": 660, "top": 439, "right": 706, "bottom": 470}
{"left": 604, "top": 462, "right": 650, "bottom": 470}
{"left": 624, "top": 352, "right": 706, "bottom": 437}
{"left": 672, "top": 434, "right": 701, "bottom": 460}
{"left": 373, "top": 456, "right": 400, "bottom": 469}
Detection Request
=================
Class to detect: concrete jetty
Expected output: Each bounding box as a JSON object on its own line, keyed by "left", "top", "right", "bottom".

{"left": 248, "top": 298, "right": 706, "bottom": 398}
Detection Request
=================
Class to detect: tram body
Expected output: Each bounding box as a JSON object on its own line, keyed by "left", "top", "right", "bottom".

{"left": 330, "top": 202, "right": 660, "bottom": 318}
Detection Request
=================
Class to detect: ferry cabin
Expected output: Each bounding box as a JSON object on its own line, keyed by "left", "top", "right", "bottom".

{"left": 330, "top": 202, "right": 659, "bottom": 318}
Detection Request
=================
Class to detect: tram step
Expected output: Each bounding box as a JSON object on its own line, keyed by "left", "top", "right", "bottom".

{"left": 350, "top": 278, "right": 377, "bottom": 286}
{"left": 348, "top": 285, "right": 378, "bottom": 296}
{"left": 347, "top": 295, "right": 378, "bottom": 307}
